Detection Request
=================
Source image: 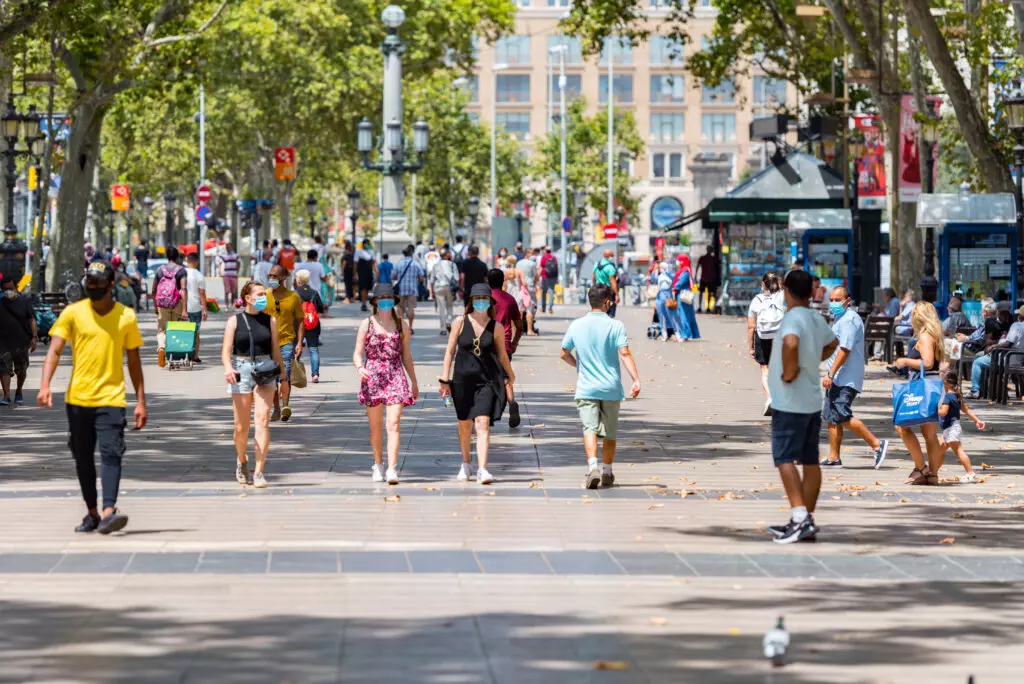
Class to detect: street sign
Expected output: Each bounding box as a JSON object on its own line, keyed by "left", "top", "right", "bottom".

{"left": 196, "top": 185, "right": 212, "bottom": 203}
{"left": 196, "top": 205, "right": 213, "bottom": 223}
{"left": 602, "top": 223, "right": 618, "bottom": 239}
{"left": 111, "top": 184, "right": 130, "bottom": 211}
{"left": 274, "top": 147, "right": 297, "bottom": 180}
{"left": 561, "top": 217, "right": 572, "bottom": 232}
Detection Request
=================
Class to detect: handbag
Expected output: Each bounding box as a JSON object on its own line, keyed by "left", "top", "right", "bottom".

{"left": 892, "top": 360, "right": 942, "bottom": 427}
{"left": 666, "top": 297, "right": 678, "bottom": 310}
{"left": 943, "top": 337, "right": 962, "bottom": 361}
{"left": 678, "top": 289, "right": 695, "bottom": 305}
{"left": 645, "top": 284, "right": 659, "bottom": 300}
{"left": 291, "top": 356, "right": 308, "bottom": 388}
{"left": 239, "top": 313, "right": 280, "bottom": 385}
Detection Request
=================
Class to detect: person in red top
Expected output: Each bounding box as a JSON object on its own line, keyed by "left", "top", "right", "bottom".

{"left": 278, "top": 239, "right": 298, "bottom": 285}
{"left": 488, "top": 268, "right": 523, "bottom": 428}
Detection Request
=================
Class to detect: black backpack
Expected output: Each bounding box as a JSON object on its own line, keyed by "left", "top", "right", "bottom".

{"left": 544, "top": 257, "right": 558, "bottom": 279}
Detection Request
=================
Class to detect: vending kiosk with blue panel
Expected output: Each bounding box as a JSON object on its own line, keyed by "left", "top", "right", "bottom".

{"left": 788, "top": 208, "right": 853, "bottom": 292}
{"left": 917, "top": 193, "right": 1018, "bottom": 325}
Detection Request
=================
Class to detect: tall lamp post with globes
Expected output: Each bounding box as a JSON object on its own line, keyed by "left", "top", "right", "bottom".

{"left": 347, "top": 187, "right": 361, "bottom": 249}
{"left": 919, "top": 114, "right": 940, "bottom": 303}
{"left": 573, "top": 188, "right": 586, "bottom": 246}
{"left": 163, "top": 191, "right": 177, "bottom": 253}
{"left": 142, "top": 195, "right": 154, "bottom": 246}
{"left": 305, "top": 194, "right": 318, "bottom": 238}
{"left": 0, "top": 102, "right": 43, "bottom": 284}
{"left": 356, "top": 5, "right": 430, "bottom": 255}
{"left": 467, "top": 195, "right": 480, "bottom": 242}
{"left": 1004, "top": 83, "right": 1024, "bottom": 303}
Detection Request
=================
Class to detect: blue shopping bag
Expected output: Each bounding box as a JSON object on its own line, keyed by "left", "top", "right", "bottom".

{"left": 891, "top": 361, "right": 943, "bottom": 427}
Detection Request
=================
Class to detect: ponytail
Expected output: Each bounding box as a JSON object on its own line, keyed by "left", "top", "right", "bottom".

{"left": 943, "top": 370, "right": 962, "bottom": 397}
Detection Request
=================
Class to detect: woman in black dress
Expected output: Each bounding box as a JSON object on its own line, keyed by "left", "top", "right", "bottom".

{"left": 341, "top": 241, "right": 355, "bottom": 303}
{"left": 438, "top": 283, "right": 516, "bottom": 484}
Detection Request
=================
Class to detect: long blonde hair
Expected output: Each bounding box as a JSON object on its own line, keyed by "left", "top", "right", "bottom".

{"left": 910, "top": 301, "right": 945, "bottom": 364}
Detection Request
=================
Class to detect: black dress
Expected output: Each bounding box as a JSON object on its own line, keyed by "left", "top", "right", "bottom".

{"left": 451, "top": 315, "right": 506, "bottom": 424}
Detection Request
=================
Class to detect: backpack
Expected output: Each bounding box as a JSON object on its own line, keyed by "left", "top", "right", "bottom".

{"left": 755, "top": 292, "right": 785, "bottom": 338}
{"left": 154, "top": 265, "right": 182, "bottom": 309}
{"left": 302, "top": 299, "right": 319, "bottom": 329}
{"left": 544, "top": 256, "right": 558, "bottom": 279}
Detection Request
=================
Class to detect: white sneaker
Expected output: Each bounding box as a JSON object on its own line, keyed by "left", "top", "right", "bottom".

{"left": 371, "top": 463, "right": 385, "bottom": 483}
{"left": 960, "top": 472, "right": 978, "bottom": 483}
{"left": 457, "top": 462, "right": 476, "bottom": 482}
{"left": 386, "top": 467, "right": 399, "bottom": 485}
{"left": 477, "top": 467, "right": 494, "bottom": 485}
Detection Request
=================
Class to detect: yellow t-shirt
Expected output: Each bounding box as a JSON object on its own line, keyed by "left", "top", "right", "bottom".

{"left": 266, "top": 289, "right": 303, "bottom": 346}
{"left": 49, "top": 300, "right": 144, "bottom": 408}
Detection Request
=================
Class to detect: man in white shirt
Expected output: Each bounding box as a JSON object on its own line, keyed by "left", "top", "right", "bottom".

{"left": 253, "top": 249, "right": 273, "bottom": 286}
{"left": 766, "top": 269, "right": 837, "bottom": 545}
{"left": 297, "top": 249, "right": 326, "bottom": 291}
{"left": 429, "top": 248, "right": 459, "bottom": 334}
{"left": 182, "top": 252, "right": 208, "bottom": 363}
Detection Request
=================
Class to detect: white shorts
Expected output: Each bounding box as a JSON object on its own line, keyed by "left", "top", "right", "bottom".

{"left": 942, "top": 422, "right": 962, "bottom": 444}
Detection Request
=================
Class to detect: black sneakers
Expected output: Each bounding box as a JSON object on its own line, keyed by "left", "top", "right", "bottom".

{"left": 771, "top": 516, "right": 817, "bottom": 544}
{"left": 508, "top": 401, "right": 521, "bottom": 429}
{"left": 74, "top": 514, "right": 100, "bottom": 533}
{"left": 97, "top": 510, "right": 129, "bottom": 535}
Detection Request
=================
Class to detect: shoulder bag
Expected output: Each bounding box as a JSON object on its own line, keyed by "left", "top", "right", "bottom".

{"left": 892, "top": 360, "right": 942, "bottom": 427}
{"left": 239, "top": 313, "right": 280, "bottom": 385}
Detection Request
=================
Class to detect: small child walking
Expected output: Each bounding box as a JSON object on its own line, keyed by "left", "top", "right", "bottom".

{"left": 938, "top": 371, "right": 985, "bottom": 483}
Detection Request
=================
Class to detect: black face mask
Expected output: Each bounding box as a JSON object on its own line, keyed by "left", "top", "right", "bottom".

{"left": 86, "top": 285, "right": 110, "bottom": 301}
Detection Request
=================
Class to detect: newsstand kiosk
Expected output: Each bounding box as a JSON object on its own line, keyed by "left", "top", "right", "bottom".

{"left": 788, "top": 208, "right": 854, "bottom": 292}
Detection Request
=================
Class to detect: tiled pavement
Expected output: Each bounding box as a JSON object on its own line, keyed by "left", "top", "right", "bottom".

{"left": 1, "top": 299, "right": 1022, "bottom": 682}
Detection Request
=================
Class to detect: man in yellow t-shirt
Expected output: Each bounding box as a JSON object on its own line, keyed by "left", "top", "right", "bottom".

{"left": 38, "top": 261, "right": 147, "bottom": 536}
{"left": 265, "top": 264, "right": 304, "bottom": 422}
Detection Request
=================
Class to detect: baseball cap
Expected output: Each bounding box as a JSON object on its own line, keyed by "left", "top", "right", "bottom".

{"left": 85, "top": 260, "right": 115, "bottom": 282}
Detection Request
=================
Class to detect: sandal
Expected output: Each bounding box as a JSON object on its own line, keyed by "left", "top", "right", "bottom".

{"left": 906, "top": 467, "right": 927, "bottom": 485}
{"left": 924, "top": 471, "right": 940, "bottom": 486}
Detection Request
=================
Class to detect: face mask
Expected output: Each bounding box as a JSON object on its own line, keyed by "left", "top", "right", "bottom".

{"left": 86, "top": 286, "right": 109, "bottom": 301}
{"left": 268, "top": 279, "right": 280, "bottom": 289}
{"left": 253, "top": 295, "right": 268, "bottom": 312}
{"left": 2, "top": 289, "right": 16, "bottom": 299}
{"left": 829, "top": 302, "right": 846, "bottom": 317}
{"left": 377, "top": 299, "right": 396, "bottom": 312}
{"left": 473, "top": 299, "right": 490, "bottom": 313}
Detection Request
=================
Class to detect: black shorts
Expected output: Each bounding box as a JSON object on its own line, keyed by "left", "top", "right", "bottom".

{"left": 822, "top": 385, "right": 858, "bottom": 424}
{"left": 753, "top": 335, "right": 773, "bottom": 366}
{"left": 771, "top": 410, "right": 821, "bottom": 467}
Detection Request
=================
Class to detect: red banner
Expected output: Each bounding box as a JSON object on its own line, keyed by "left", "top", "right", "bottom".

{"left": 853, "top": 115, "right": 885, "bottom": 210}
{"left": 898, "top": 94, "right": 942, "bottom": 203}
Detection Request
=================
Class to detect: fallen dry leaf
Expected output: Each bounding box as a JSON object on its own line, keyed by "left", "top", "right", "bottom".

{"left": 951, "top": 512, "right": 971, "bottom": 519}
{"left": 631, "top": 440, "right": 646, "bottom": 446}
{"left": 529, "top": 482, "right": 540, "bottom": 489}
{"left": 423, "top": 487, "right": 438, "bottom": 491}
{"left": 939, "top": 537, "right": 956, "bottom": 545}
{"left": 384, "top": 495, "right": 401, "bottom": 503}
{"left": 981, "top": 463, "right": 995, "bottom": 470}
{"left": 238, "top": 493, "right": 248, "bottom": 498}
{"left": 650, "top": 617, "right": 668, "bottom": 626}
{"left": 593, "top": 661, "right": 630, "bottom": 671}
{"left": 647, "top": 504, "right": 665, "bottom": 510}
{"left": 728, "top": 628, "right": 741, "bottom": 636}
{"left": 899, "top": 498, "right": 910, "bottom": 503}
{"left": 874, "top": 481, "right": 886, "bottom": 486}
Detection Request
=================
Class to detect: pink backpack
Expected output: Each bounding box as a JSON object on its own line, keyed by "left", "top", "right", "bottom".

{"left": 154, "top": 265, "right": 181, "bottom": 309}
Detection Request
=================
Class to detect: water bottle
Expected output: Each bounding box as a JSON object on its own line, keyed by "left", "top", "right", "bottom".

{"left": 443, "top": 394, "right": 453, "bottom": 409}
{"left": 762, "top": 616, "right": 789, "bottom": 667}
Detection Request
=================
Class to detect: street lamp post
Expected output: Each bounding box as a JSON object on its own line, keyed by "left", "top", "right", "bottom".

{"left": 490, "top": 62, "right": 508, "bottom": 242}
{"left": 347, "top": 187, "right": 361, "bottom": 249}
{"left": 468, "top": 196, "right": 480, "bottom": 241}
{"left": 574, "top": 188, "right": 587, "bottom": 245}
{"left": 306, "top": 194, "right": 318, "bottom": 238}
{"left": 1004, "top": 83, "right": 1024, "bottom": 304}
{"left": 919, "top": 115, "right": 941, "bottom": 303}
{"left": 0, "top": 101, "right": 42, "bottom": 284}
{"left": 163, "top": 191, "right": 177, "bottom": 253}
{"left": 513, "top": 200, "right": 526, "bottom": 246}
{"left": 142, "top": 195, "right": 154, "bottom": 247}
{"left": 356, "top": 5, "right": 430, "bottom": 255}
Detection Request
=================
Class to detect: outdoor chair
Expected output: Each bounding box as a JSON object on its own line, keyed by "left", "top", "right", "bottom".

{"left": 864, "top": 316, "right": 895, "bottom": 363}
{"left": 989, "top": 348, "right": 1024, "bottom": 405}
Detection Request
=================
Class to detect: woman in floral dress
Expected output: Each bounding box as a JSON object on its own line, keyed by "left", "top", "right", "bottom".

{"left": 353, "top": 284, "right": 419, "bottom": 485}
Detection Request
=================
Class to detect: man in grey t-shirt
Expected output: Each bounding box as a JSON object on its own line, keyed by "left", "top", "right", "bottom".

{"left": 517, "top": 248, "right": 539, "bottom": 335}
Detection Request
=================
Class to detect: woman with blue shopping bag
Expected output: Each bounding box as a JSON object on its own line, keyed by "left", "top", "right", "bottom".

{"left": 890, "top": 303, "right": 945, "bottom": 485}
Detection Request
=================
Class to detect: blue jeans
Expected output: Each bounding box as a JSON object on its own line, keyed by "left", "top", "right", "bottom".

{"left": 971, "top": 353, "right": 992, "bottom": 393}
{"left": 307, "top": 344, "right": 320, "bottom": 377}
{"left": 541, "top": 278, "right": 556, "bottom": 312}
{"left": 280, "top": 342, "right": 296, "bottom": 381}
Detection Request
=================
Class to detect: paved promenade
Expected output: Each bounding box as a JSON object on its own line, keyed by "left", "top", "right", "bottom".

{"left": 2, "top": 297, "right": 1022, "bottom": 683}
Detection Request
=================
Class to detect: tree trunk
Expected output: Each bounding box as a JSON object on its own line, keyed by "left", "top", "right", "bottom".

{"left": 884, "top": 99, "right": 902, "bottom": 292}
{"left": 903, "top": 0, "right": 1012, "bottom": 192}
{"left": 32, "top": 42, "right": 57, "bottom": 291}
{"left": 48, "top": 98, "right": 105, "bottom": 291}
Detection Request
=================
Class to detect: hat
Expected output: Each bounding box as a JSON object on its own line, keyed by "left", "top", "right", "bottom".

{"left": 85, "top": 260, "right": 115, "bottom": 282}
{"left": 1016, "top": 305, "right": 1024, "bottom": 317}
{"left": 371, "top": 283, "right": 395, "bottom": 300}
{"left": 997, "top": 300, "right": 1011, "bottom": 312}
{"left": 469, "top": 283, "right": 492, "bottom": 300}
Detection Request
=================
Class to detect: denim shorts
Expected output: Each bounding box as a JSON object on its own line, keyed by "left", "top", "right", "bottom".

{"left": 771, "top": 410, "right": 821, "bottom": 466}
{"left": 280, "top": 342, "right": 296, "bottom": 381}
{"left": 228, "top": 357, "right": 262, "bottom": 394}
{"left": 821, "top": 385, "right": 858, "bottom": 424}
{"left": 187, "top": 311, "right": 203, "bottom": 329}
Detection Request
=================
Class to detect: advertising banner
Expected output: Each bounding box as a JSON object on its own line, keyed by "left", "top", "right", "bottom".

{"left": 898, "top": 94, "right": 942, "bottom": 203}
{"left": 853, "top": 115, "right": 885, "bottom": 210}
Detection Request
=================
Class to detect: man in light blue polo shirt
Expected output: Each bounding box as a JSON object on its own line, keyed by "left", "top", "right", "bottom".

{"left": 560, "top": 284, "right": 642, "bottom": 489}
{"left": 821, "top": 286, "right": 888, "bottom": 469}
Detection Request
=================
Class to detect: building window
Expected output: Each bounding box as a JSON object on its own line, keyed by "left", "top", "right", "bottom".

{"left": 599, "top": 37, "right": 633, "bottom": 66}
{"left": 652, "top": 153, "right": 665, "bottom": 178}
{"left": 669, "top": 153, "right": 683, "bottom": 177}
{"left": 496, "top": 112, "right": 530, "bottom": 140}
{"left": 701, "top": 113, "right": 736, "bottom": 142}
{"left": 548, "top": 35, "right": 583, "bottom": 65}
{"left": 495, "top": 36, "right": 531, "bottom": 66}
{"left": 459, "top": 75, "right": 478, "bottom": 103}
{"left": 650, "top": 0, "right": 684, "bottom": 7}
{"left": 515, "top": 0, "right": 530, "bottom": 5}
{"left": 650, "top": 113, "right": 684, "bottom": 142}
{"left": 496, "top": 74, "right": 530, "bottom": 103}
{"left": 650, "top": 36, "right": 684, "bottom": 65}
{"left": 652, "top": 152, "right": 684, "bottom": 178}
{"left": 650, "top": 74, "right": 685, "bottom": 103}
{"left": 548, "top": 0, "right": 570, "bottom": 5}
{"left": 701, "top": 79, "right": 735, "bottom": 104}
{"left": 598, "top": 74, "right": 634, "bottom": 104}
{"left": 753, "top": 76, "right": 787, "bottom": 106}
{"left": 547, "top": 74, "right": 583, "bottom": 102}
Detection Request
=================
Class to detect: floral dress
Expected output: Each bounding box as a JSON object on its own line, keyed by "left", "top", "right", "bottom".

{"left": 358, "top": 319, "right": 415, "bottom": 407}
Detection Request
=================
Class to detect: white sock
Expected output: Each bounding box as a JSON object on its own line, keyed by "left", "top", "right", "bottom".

{"left": 587, "top": 457, "right": 599, "bottom": 470}
{"left": 791, "top": 506, "right": 808, "bottom": 524}
{"left": 601, "top": 463, "right": 613, "bottom": 474}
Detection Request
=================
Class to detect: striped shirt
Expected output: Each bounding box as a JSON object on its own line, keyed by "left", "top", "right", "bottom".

{"left": 219, "top": 252, "right": 239, "bottom": 276}
{"left": 393, "top": 256, "right": 424, "bottom": 297}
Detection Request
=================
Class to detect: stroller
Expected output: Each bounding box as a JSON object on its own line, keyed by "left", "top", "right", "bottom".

{"left": 165, "top": 321, "right": 197, "bottom": 369}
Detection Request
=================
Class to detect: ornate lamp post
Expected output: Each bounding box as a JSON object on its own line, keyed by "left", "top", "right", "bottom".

{"left": 573, "top": 188, "right": 586, "bottom": 244}
{"left": 142, "top": 195, "right": 154, "bottom": 246}
{"left": 163, "top": 191, "right": 177, "bottom": 252}
{"left": 305, "top": 194, "right": 318, "bottom": 238}
{"left": 356, "top": 5, "right": 430, "bottom": 255}
{"left": 467, "top": 195, "right": 480, "bottom": 241}
{"left": 0, "top": 102, "right": 42, "bottom": 283}
{"left": 919, "top": 115, "right": 941, "bottom": 303}
{"left": 513, "top": 200, "right": 527, "bottom": 247}
{"left": 1003, "top": 83, "right": 1024, "bottom": 299}
{"left": 347, "top": 187, "right": 361, "bottom": 248}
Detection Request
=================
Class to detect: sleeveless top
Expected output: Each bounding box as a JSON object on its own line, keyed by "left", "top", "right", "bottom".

{"left": 453, "top": 316, "right": 500, "bottom": 383}
{"left": 233, "top": 312, "right": 273, "bottom": 356}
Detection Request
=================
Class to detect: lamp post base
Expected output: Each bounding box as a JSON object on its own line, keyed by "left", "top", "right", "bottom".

{"left": 379, "top": 211, "right": 413, "bottom": 256}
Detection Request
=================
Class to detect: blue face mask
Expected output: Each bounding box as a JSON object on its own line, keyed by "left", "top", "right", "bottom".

{"left": 829, "top": 302, "right": 846, "bottom": 318}
{"left": 268, "top": 279, "right": 280, "bottom": 289}
{"left": 377, "top": 299, "right": 395, "bottom": 312}
{"left": 253, "top": 295, "right": 268, "bottom": 312}
{"left": 473, "top": 299, "right": 490, "bottom": 313}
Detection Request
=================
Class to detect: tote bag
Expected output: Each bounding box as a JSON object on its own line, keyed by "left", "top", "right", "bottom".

{"left": 891, "top": 361, "right": 942, "bottom": 427}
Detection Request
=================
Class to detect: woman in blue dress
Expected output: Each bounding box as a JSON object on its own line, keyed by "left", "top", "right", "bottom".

{"left": 319, "top": 249, "right": 336, "bottom": 310}
{"left": 672, "top": 253, "right": 701, "bottom": 340}
{"left": 655, "top": 261, "right": 683, "bottom": 341}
